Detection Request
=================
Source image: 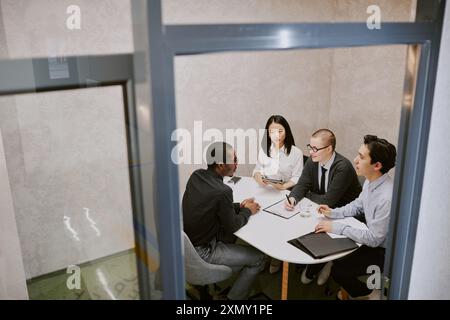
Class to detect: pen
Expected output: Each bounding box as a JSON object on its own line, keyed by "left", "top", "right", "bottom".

{"left": 286, "top": 194, "right": 292, "bottom": 206}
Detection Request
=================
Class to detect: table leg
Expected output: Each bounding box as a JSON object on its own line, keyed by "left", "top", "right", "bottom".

{"left": 281, "top": 261, "right": 289, "bottom": 300}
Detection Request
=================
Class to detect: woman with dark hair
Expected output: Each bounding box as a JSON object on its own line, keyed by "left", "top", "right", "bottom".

{"left": 252, "top": 115, "right": 304, "bottom": 274}
{"left": 253, "top": 115, "right": 304, "bottom": 191}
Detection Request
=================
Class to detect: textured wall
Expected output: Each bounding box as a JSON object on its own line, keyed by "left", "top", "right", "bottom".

{"left": 0, "top": 86, "right": 135, "bottom": 278}
{"left": 328, "top": 45, "right": 406, "bottom": 161}
{"left": 0, "top": 131, "right": 28, "bottom": 299}
{"left": 163, "top": 0, "right": 414, "bottom": 24}
{"left": 408, "top": 2, "right": 450, "bottom": 300}
{"left": 0, "top": 0, "right": 133, "bottom": 59}
{"left": 0, "top": 3, "right": 8, "bottom": 57}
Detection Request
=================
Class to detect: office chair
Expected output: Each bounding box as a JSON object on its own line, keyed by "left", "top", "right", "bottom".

{"left": 183, "top": 231, "right": 233, "bottom": 299}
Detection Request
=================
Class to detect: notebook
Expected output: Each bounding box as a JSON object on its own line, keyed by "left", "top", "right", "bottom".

{"left": 263, "top": 199, "right": 300, "bottom": 219}
{"left": 288, "top": 232, "right": 358, "bottom": 259}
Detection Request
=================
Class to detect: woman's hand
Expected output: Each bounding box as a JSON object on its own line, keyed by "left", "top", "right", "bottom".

{"left": 253, "top": 173, "right": 268, "bottom": 187}
{"left": 267, "top": 181, "right": 286, "bottom": 190}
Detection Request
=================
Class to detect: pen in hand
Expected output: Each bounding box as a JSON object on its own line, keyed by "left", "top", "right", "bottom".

{"left": 286, "top": 194, "right": 292, "bottom": 206}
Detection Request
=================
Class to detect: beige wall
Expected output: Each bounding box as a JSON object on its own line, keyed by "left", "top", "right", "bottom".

{"left": 329, "top": 45, "right": 406, "bottom": 161}
{"left": 163, "top": 0, "right": 415, "bottom": 24}
{"left": 0, "top": 130, "right": 28, "bottom": 299}
{"left": 0, "top": 0, "right": 133, "bottom": 59}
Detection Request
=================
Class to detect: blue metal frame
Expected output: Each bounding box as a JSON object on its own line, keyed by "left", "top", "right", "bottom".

{"left": 165, "top": 23, "right": 435, "bottom": 53}
{"left": 146, "top": 0, "right": 446, "bottom": 299}
{"left": 146, "top": 0, "right": 185, "bottom": 299}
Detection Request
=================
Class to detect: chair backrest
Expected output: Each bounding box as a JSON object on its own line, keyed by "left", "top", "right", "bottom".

{"left": 183, "top": 231, "right": 233, "bottom": 286}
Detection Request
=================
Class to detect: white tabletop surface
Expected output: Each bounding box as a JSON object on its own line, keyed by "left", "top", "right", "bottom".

{"left": 226, "top": 176, "right": 367, "bottom": 265}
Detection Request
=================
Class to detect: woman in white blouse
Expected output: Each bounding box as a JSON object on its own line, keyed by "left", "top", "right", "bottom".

{"left": 253, "top": 115, "right": 304, "bottom": 273}
{"left": 253, "top": 115, "right": 304, "bottom": 190}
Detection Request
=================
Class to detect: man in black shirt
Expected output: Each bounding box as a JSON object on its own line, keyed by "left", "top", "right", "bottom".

{"left": 285, "top": 129, "right": 362, "bottom": 286}
{"left": 183, "top": 142, "right": 265, "bottom": 300}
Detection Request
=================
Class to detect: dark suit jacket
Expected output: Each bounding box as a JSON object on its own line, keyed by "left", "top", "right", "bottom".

{"left": 289, "top": 152, "right": 362, "bottom": 208}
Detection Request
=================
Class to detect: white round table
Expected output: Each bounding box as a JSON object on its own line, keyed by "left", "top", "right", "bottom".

{"left": 225, "top": 176, "right": 367, "bottom": 299}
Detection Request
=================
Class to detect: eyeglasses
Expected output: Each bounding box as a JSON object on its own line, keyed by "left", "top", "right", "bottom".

{"left": 307, "top": 144, "right": 330, "bottom": 153}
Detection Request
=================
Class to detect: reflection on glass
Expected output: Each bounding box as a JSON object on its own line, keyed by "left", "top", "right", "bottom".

{"left": 0, "top": 86, "right": 139, "bottom": 300}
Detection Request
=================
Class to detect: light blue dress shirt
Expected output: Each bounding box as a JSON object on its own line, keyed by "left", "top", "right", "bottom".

{"left": 329, "top": 173, "right": 394, "bottom": 248}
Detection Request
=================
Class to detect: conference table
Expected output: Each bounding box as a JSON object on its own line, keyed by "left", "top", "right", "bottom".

{"left": 225, "top": 176, "right": 367, "bottom": 300}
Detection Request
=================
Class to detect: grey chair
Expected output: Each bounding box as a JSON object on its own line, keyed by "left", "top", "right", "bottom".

{"left": 183, "top": 231, "right": 233, "bottom": 299}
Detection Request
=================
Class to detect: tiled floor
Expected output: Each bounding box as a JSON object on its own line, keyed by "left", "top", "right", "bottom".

{"left": 27, "top": 250, "right": 339, "bottom": 300}
{"left": 27, "top": 250, "right": 140, "bottom": 300}
{"left": 255, "top": 263, "right": 340, "bottom": 300}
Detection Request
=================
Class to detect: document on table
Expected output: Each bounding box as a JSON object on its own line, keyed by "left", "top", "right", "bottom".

{"left": 263, "top": 199, "right": 300, "bottom": 219}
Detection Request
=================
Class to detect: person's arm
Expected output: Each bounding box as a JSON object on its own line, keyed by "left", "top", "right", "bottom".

{"left": 289, "top": 149, "right": 304, "bottom": 185}
{"left": 233, "top": 202, "right": 252, "bottom": 215}
{"left": 328, "top": 193, "right": 364, "bottom": 219}
{"left": 281, "top": 180, "right": 296, "bottom": 190}
{"left": 218, "top": 190, "right": 251, "bottom": 234}
{"left": 288, "top": 159, "right": 313, "bottom": 203}
{"left": 331, "top": 200, "right": 391, "bottom": 247}
{"left": 277, "top": 149, "right": 304, "bottom": 190}
{"left": 306, "top": 163, "right": 356, "bottom": 207}
{"left": 253, "top": 149, "right": 268, "bottom": 186}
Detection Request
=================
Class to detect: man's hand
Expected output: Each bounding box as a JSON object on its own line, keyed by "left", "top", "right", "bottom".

{"left": 244, "top": 201, "right": 261, "bottom": 214}
{"left": 240, "top": 197, "right": 255, "bottom": 208}
{"left": 315, "top": 221, "right": 333, "bottom": 233}
{"left": 284, "top": 197, "right": 296, "bottom": 211}
{"left": 317, "top": 204, "right": 332, "bottom": 217}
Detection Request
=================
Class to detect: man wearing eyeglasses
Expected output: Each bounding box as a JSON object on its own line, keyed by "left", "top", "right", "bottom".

{"left": 285, "top": 129, "right": 362, "bottom": 286}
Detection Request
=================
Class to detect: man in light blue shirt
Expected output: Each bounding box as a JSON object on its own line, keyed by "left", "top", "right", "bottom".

{"left": 315, "top": 135, "right": 396, "bottom": 300}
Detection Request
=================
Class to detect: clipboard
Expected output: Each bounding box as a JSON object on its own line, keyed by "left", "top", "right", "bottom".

{"left": 263, "top": 199, "right": 300, "bottom": 219}
{"left": 287, "top": 232, "right": 358, "bottom": 259}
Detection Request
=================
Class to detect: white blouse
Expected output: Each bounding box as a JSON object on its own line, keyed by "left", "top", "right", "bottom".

{"left": 252, "top": 145, "right": 304, "bottom": 184}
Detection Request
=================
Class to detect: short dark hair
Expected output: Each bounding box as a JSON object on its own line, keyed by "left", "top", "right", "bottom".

{"left": 262, "top": 115, "right": 296, "bottom": 157}
{"left": 206, "top": 142, "right": 234, "bottom": 169}
{"left": 312, "top": 129, "right": 336, "bottom": 151}
{"left": 364, "top": 135, "right": 396, "bottom": 174}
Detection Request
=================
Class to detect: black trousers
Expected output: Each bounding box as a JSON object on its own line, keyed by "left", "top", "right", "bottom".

{"left": 331, "top": 245, "right": 385, "bottom": 297}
